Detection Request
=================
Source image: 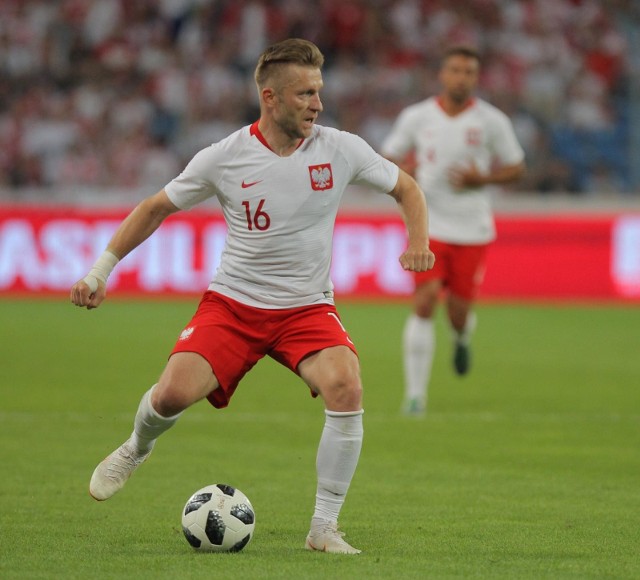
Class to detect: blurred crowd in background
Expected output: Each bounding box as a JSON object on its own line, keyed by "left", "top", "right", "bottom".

{"left": 1, "top": 0, "right": 639, "bottom": 197}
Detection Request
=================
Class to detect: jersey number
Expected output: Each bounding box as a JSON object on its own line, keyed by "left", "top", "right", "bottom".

{"left": 242, "top": 199, "right": 271, "bottom": 231}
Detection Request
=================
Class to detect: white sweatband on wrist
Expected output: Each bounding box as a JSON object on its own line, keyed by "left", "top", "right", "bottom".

{"left": 83, "top": 250, "right": 119, "bottom": 293}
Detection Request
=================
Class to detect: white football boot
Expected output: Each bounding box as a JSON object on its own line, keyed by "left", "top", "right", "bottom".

{"left": 89, "top": 438, "right": 151, "bottom": 501}
{"left": 305, "top": 520, "right": 361, "bottom": 554}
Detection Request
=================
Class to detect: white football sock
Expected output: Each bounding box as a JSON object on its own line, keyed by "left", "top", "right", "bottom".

{"left": 312, "top": 409, "right": 364, "bottom": 524}
{"left": 452, "top": 311, "right": 477, "bottom": 346}
{"left": 403, "top": 314, "right": 435, "bottom": 403}
{"left": 130, "top": 385, "right": 182, "bottom": 455}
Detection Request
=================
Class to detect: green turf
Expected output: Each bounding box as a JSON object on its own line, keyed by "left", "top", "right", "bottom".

{"left": 1, "top": 297, "right": 638, "bottom": 579}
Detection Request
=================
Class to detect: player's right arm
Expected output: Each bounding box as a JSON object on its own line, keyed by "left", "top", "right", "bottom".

{"left": 70, "top": 189, "right": 180, "bottom": 310}
{"left": 387, "top": 169, "right": 435, "bottom": 273}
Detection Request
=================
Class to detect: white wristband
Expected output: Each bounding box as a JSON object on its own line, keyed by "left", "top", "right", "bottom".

{"left": 83, "top": 250, "right": 119, "bottom": 293}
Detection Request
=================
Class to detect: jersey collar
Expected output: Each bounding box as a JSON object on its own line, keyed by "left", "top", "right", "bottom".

{"left": 436, "top": 95, "right": 476, "bottom": 117}
{"left": 250, "top": 120, "right": 305, "bottom": 153}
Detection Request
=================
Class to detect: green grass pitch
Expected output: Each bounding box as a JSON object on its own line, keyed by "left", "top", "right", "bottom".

{"left": 1, "top": 297, "right": 638, "bottom": 579}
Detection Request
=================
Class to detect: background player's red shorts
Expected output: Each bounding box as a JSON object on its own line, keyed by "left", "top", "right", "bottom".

{"left": 170, "top": 291, "right": 358, "bottom": 409}
{"left": 415, "top": 239, "right": 489, "bottom": 300}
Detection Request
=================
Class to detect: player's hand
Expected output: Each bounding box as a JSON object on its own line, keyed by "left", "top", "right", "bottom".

{"left": 399, "top": 243, "right": 435, "bottom": 272}
{"left": 70, "top": 278, "right": 107, "bottom": 310}
{"left": 448, "top": 161, "right": 485, "bottom": 189}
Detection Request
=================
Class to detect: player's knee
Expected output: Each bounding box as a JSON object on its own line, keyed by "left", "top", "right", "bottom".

{"left": 154, "top": 353, "right": 218, "bottom": 416}
{"left": 151, "top": 386, "right": 182, "bottom": 417}
{"left": 414, "top": 285, "right": 439, "bottom": 318}
{"left": 415, "top": 294, "right": 436, "bottom": 317}
{"left": 322, "top": 371, "right": 362, "bottom": 412}
{"left": 415, "top": 304, "right": 435, "bottom": 318}
{"left": 152, "top": 382, "right": 200, "bottom": 417}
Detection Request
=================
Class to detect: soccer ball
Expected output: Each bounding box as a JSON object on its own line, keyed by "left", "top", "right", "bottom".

{"left": 181, "top": 484, "right": 255, "bottom": 552}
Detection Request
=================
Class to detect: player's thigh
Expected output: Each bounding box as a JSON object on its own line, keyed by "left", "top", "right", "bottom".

{"left": 298, "top": 345, "right": 362, "bottom": 412}
{"left": 413, "top": 239, "right": 448, "bottom": 317}
{"left": 153, "top": 352, "right": 220, "bottom": 416}
{"left": 167, "top": 291, "right": 269, "bottom": 410}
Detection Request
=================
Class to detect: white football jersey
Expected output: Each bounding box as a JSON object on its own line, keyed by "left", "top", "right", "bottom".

{"left": 382, "top": 97, "right": 524, "bottom": 244}
{"left": 165, "top": 122, "right": 399, "bottom": 308}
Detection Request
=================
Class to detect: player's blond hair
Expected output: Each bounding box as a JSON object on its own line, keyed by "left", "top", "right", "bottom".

{"left": 254, "top": 38, "right": 324, "bottom": 89}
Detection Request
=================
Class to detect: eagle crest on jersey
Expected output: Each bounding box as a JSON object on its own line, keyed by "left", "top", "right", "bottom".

{"left": 466, "top": 127, "right": 481, "bottom": 146}
{"left": 179, "top": 326, "right": 195, "bottom": 341}
{"left": 308, "top": 164, "right": 333, "bottom": 191}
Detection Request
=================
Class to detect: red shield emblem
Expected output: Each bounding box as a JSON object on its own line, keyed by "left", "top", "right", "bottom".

{"left": 308, "top": 163, "right": 333, "bottom": 191}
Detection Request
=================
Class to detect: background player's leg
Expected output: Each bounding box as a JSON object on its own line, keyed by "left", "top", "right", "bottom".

{"left": 403, "top": 279, "right": 440, "bottom": 415}
{"left": 446, "top": 243, "right": 486, "bottom": 376}
{"left": 447, "top": 294, "right": 476, "bottom": 375}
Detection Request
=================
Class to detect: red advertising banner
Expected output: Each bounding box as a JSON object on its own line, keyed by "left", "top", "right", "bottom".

{"left": 483, "top": 215, "right": 640, "bottom": 301}
{"left": 1, "top": 205, "right": 639, "bottom": 301}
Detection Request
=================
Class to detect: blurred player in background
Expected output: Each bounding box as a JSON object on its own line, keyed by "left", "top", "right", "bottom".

{"left": 382, "top": 46, "right": 525, "bottom": 416}
{"left": 70, "top": 38, "right": 435, "bottom": 554}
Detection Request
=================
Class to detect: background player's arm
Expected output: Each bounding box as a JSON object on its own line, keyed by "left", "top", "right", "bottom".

{"left": 70, "top": 189, "right": 180, "bottom": 309}
{"left": 448, "top": 160, "right": 525, "bottom": 189}
{"left": 381, "top": 106, "right": 417, "bottom": 177}
{"left": 387, "top": 169, "right": 435, "bottom": 272}
{"left": 386, "top": 152, "right": 417, "bottom": 178}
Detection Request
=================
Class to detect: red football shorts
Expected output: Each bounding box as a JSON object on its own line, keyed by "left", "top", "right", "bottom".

{"left": 415, "top": 239, "right": 489, "bottom": 300}
{"left": 170, "top": 291, "right": 358, "bottom": 409}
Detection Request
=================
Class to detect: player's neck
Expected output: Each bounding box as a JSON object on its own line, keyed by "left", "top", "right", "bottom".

{"left": 437, "top": 94, "right": 475, "bottom": 117}
{"left": 255, "top": 119, "right": 303, "bottom": 157}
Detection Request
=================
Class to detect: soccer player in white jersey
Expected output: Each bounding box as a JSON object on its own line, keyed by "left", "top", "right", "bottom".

{"left": 381, "top": 46, "right": 525, "bottom": 416}
{"left": 70, "top": 39, "right": 435, "bottom": 554}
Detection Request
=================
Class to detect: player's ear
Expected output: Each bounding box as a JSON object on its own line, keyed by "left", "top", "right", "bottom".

{"left": 261, "top": 87, "right": 277, "bottom": 108}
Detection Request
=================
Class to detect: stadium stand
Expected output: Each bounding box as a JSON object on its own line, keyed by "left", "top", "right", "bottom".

{"left": 0, "top": 0, "right": 638, "bottom": 196}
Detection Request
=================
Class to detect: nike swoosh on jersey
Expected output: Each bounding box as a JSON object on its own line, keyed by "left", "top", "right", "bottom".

{"left": 241, "top": 179, "right": 263, "bottom": 188}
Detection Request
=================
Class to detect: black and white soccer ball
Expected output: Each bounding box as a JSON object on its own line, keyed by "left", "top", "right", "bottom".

{"left": 181, "top": 484, "right": 255, "bottom": 552}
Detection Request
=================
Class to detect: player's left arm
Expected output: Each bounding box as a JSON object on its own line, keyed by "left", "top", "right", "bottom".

{"left": 387, "top": 169, "right": 436, "bottom": 272}
{"left": 449, "top": 159, "right": 525, "bottom": 189}
{"left": 450, "top": 111, "right": 526, "bottom": 189}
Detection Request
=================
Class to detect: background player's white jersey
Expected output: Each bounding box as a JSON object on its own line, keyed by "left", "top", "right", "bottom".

{"left": 165, "top": 122, "right": 399, "bottom": 308}
{"left": 382, "top": 97, "right": 524, "bottom": 244}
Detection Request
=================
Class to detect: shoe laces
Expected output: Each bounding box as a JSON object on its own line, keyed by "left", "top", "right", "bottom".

{"left": 105, "top": 444, "right": 147, "bottom": 479}
{"left": 314, "top": 521, "right": 346, "bottom": 540}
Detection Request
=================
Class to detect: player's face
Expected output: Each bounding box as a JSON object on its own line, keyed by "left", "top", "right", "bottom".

{"left": 273, "top": 65, "right": 323, "bottom": 140}
{"left": 439, "top": 55, "right": 479, "bottom": 104}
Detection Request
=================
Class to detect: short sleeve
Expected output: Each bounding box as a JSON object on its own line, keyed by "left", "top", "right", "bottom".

{"left": 337, "top": 131, "right": 399, "bottom": 193}
{"left": 489, "top": 111, "right": 525, "bottom": 167}
{"left": 164, "top": 147, "right": 220, "bottom": 210}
